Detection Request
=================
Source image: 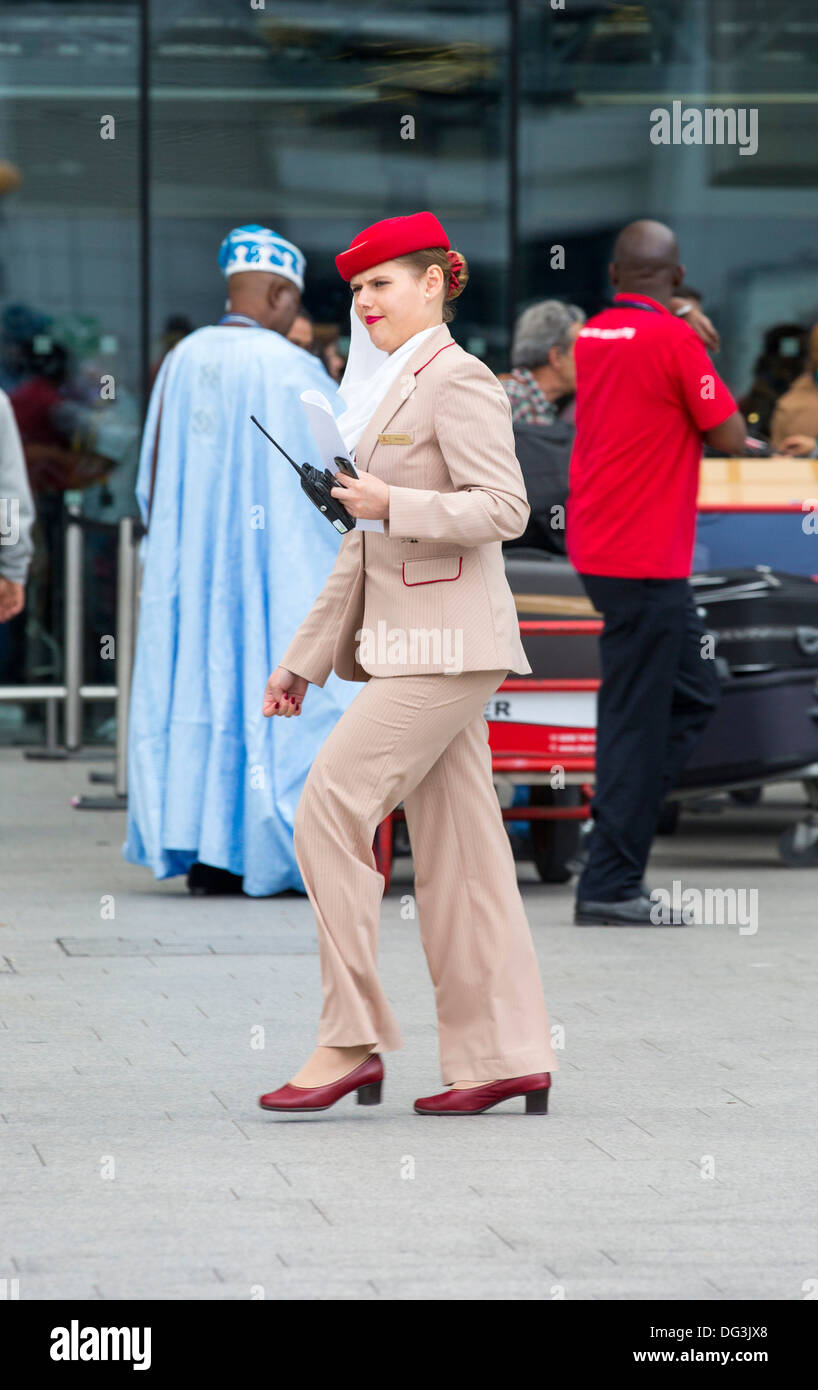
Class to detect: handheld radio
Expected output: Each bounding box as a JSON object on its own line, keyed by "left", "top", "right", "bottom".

{"left": 250, "top": 414, "right": 359, "bottom": 533}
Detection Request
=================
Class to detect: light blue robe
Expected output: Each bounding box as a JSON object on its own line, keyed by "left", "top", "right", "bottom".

{"left": 123, "top": 324, "right": 362, "bottom": 895}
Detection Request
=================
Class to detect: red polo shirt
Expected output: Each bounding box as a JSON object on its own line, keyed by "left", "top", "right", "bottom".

{"left": 565, "top": 292, "right": 738, "bottom": 578}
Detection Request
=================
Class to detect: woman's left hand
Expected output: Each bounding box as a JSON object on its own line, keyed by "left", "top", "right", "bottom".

{"left": 330, "top": 471, "right": 390, "bottom": 520}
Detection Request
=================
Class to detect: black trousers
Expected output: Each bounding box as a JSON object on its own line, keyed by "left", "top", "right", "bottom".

{"left": 577, "top": 574, "right": 721, "bottom": 902}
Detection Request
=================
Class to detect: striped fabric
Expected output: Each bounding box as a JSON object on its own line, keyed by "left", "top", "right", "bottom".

{"left": 293, "top": 666, "right": 559, "bottom": 1083}
{"left": 279, "top": 322, "right": 533, "bottom": 684}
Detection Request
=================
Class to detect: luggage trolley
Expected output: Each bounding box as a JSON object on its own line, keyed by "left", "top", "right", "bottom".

{"left": 372, "top": 550, "right": 602, "bottom": 890}
{"left": 665, "top": 567, "right": 818, "bottom": 865}
{"left": 371, "top": 553, "right": 818, "bottom": 883}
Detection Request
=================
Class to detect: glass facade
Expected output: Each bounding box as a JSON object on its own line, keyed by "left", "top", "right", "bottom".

{"left": 149, "top": 0, "right": 511, "bottom": 363}
{"left": 1, "top": 0, "right": 818, "bottom": 740}
{"left": 517, "top": 0, "right": 818, "bottom": 392}
{"left": 0, "top": 0, "right": 141, "bottom": 721}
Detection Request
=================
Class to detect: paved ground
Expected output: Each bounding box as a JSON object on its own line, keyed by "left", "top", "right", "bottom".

{"left": 1, "top": 746, "right": 817, "bottom": 1301}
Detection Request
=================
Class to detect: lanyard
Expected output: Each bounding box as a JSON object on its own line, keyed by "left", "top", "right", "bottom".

{"left": 218, "top": 313, "right": 264, "bottom": 328}
{"left": 611, "top": 300, "right": 661, "bottom": 313}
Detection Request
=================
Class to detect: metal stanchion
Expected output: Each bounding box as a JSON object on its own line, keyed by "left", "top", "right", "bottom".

{"left": 72, "top": 516, "right": 139, "bottom": 810}
{"left": 8, "top": 506, "right": 141, "bottom": 771}
{"left": 114, "top": 517, "right": 136, "bottom": 798}
{"left": 63, "top": 500, "right": 83, "bottom": 752}
{"left": 22, "top": 502, "right": 116, "bottom": 761}
{"left": 45, "top": 696, "right": 59, "bottom": 752}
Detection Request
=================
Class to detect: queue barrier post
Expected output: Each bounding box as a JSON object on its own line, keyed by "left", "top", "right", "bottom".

{"left": 6, "top": 505, "right": 144, "bottom": 788}
{"left": 71, "top": 513, "right": 143, "bottom": 810}
{"left": 63, "top": 499, "right": 84, "bottom": 752}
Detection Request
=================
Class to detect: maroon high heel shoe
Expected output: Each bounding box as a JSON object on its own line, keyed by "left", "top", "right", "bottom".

{"left": 414, "top": 1072, "right": 551, "bottom": 1115}
{"left": 258, "top": 1053, "right": 384, "bottom": 1113}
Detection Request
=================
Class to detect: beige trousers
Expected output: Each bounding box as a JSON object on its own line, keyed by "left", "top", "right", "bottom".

{"left": 293, "top": 668, "right": 559, "bottom": 1085}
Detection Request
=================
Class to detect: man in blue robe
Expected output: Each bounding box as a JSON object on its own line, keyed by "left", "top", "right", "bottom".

{"left": 123, "top": 225, "right": 360, "bottom": 895}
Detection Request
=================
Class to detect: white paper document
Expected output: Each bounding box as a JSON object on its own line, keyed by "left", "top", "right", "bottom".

{"left": 300, "top": 389, "right": 384, "bottom": 533}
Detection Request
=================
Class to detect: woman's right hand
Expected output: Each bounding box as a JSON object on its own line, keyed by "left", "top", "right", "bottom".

{"left": 263, "top": 667, "right": 308, "bottom": 717}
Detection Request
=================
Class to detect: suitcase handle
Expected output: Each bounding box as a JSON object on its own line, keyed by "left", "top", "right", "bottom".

{"left": 697, "top": 582, "right": 773, "bottom": 604}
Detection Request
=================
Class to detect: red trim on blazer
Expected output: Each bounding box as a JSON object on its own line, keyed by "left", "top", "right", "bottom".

{"left": 402, "top": 555, "right": 463, "bottom": 586}
{"left": 413, "top": 341, "right": 455, "bottom": 376}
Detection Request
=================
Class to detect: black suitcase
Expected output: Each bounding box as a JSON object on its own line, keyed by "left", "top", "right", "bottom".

{"left": 501, "top": 556, "right": 818, "bottom": 789}
{"left": 680, "top": 669, "right": 818, "bottom": 788}
{"left": 683, "top": 568, "right": 818, "bottom": 785}
{"left": 503, "top": 548, "right": 601, "bottom": 680}
{"left": 691, "top": 566, "right": 818, "bottom": 675}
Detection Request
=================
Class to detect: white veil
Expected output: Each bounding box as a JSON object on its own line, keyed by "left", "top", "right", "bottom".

{"left": 334, "top": 301, "right": 439, "bottom": 456}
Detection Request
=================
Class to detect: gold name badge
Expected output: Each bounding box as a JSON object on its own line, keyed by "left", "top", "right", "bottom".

{"left": 378, "top": 432, "right": 413, "bottom": 445}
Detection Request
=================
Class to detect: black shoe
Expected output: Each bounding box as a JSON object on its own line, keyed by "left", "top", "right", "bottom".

{"left": 574, "top": 893, "right": 694, "bottom": 926}
{"left": 186, "top": 861, "right": 245, "bottom": 895}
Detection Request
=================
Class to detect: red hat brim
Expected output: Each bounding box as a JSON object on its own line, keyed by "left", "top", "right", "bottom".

{"left": 335, "top": 211, "right": 450, "bottom": 282}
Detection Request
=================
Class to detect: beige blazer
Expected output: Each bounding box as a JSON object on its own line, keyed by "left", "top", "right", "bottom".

{"left": 279, "top": 321, "right": 533, "bottom": 684}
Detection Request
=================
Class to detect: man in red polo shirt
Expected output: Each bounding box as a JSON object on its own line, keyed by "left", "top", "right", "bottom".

{"left": 566, "top": 219, "right": 745, "bottom": 926}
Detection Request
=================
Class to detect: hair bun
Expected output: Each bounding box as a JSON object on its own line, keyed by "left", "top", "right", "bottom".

{"left": 446, "top": 248, "right": 469, "bottom": 300}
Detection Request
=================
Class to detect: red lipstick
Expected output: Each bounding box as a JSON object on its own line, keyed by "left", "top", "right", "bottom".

{"left": 365, "top": 315, "right": 383, "bottom": 324}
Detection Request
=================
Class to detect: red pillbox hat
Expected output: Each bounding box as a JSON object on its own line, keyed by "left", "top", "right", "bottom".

{"left": 335, "top": 211, "right": 450, "bottom": 281}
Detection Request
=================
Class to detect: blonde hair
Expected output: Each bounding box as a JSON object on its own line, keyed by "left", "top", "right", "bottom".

{"left": 393, "top": 247, "right": 470, "bottom": 323}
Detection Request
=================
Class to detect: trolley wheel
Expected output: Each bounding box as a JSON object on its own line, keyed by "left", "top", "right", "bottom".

{"left": 373, "top": 817, "right": 394, "bottom": 892}
{"left": 528, "top": 785, "right": 582, "bottom": 884}
{"left": 729, "top": 785, "right": 763, "bottom": 806}
{"left": 779, "top": 820, "right": 818, "bottom": 867}
{"left": 655, "top": 800, "right": 681, "bottom": 836}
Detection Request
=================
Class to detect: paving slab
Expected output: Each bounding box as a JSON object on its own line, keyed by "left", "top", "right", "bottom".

{"left": 1, "top": 749, "right": 816, "bottom": 1300}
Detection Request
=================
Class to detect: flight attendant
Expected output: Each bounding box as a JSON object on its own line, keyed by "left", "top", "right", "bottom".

{"left": 258, "top": 211, "right": 559, "bottom": 1116}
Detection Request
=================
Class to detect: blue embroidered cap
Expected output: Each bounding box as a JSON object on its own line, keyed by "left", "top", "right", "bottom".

{"left": 218, "top": 224, "right": 305, "bottom": 291}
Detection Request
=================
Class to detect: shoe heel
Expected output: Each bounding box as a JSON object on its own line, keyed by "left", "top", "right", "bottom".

{"left": 356, "top": 1080, "right": 382, "bottom": 1105}
{"left": 525, "top": 1088, "right": 550, "bottom": 1114}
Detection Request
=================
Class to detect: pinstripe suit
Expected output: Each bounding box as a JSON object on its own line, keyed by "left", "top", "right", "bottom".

{"left": 279, "top": 322, "right": 558, "bottom": 1083}
{"left": 280, "top": 322, "right": 533, "bottom": 684}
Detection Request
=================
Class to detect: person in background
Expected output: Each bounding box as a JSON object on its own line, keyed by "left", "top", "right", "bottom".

{"left": 675, "top": 283, "right": 702, "bottom": 307}
{"left": 0, "top": 303, "right": 52, "bottom": 394}
{"left": 0, "top": 387, "right": 35, "bottom": 682}
{"left": 777, "top": 430, "right": 818, "bottom": 457}
{"left": 666, "top": 285, "right": 722, "bottom": 352}
{"left": 307, "top": 321, "right": 346, "bottom": 380}
{"left": 9, "top": 339, "right": 110, "bottom": 687}
{"left": 287, "top": 307, "right": 314, "bottom": 352}
{"left": 740, "top": 323, "right": 807, "bottom": 442}
{"left": 497, "top": 302, "right": 584, "bottom": 555}
{"left": 770, "top": 323, "right": 818, "bottom": 453}
{"left": 124, "top": 225, "right": 360, "bottom": 897}
{"left": 0, "top": 385, "right": 34, "bottom": 615}
{"left": 565, "top": 219, "right": 746, "bottom": 927}
{"left": 148, "top": 314, "right": 194, "bottom": 391}
{"left": 318, "top": 333, "right": 346, "bottom": 382}
{"left": 501, "top": 292, "right": 722, "bottom": 556}
{"left": 8, "top": 341, "right": 92, "bottom": 493}
{"left": 498, "top": 301, "right": 585, "bottom": 426}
